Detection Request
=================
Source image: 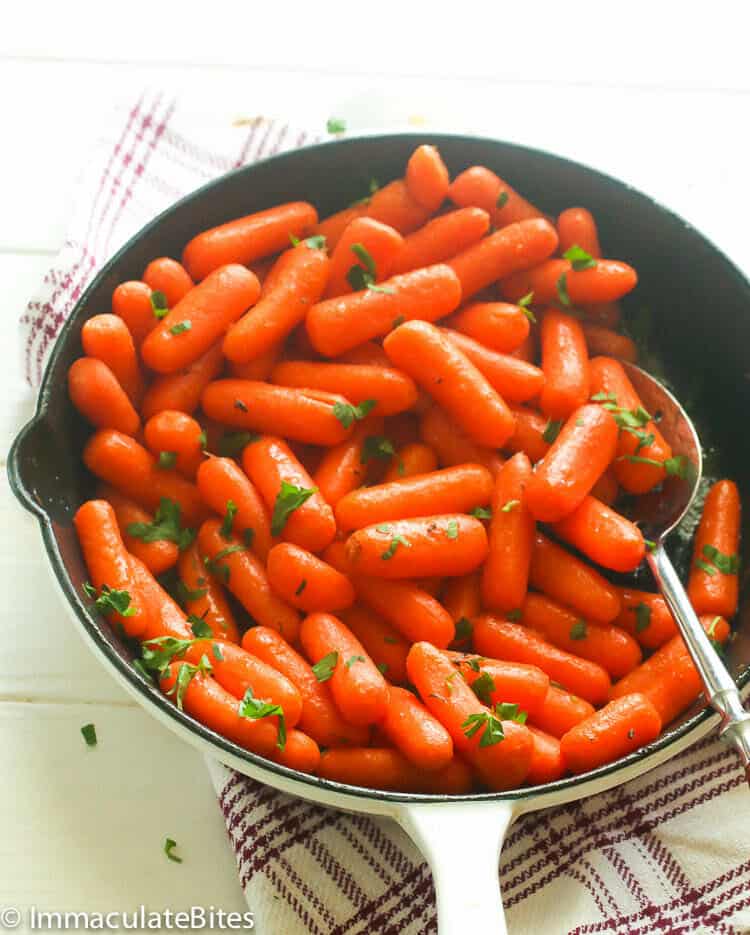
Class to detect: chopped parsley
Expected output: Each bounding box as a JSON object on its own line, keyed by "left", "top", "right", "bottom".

{"left": 169, "top": 320, "right": 192, "bottom": 335}
{"left": 381, "top": 534, "right": 411, "bottom": 560}
{"left": 501, "top": 500, "right": 520, "bottom": 513}
{"left": 517, "top": 291, "right": 536, "bottom": 323}
{"left": 271, "top": 481, "right": 317, "bottom": 536}
{"left": 471, "top": 506, "right": 492, "bottom": 520}
{"left": 290, "top": 233, "right": 327, "bottom": 250}
{"left": 446, "top": 520, "right": 459, "bottom": 540}
{"left": 150, "top": 290, "right": 169, "bottom": 319}
{"left": 471, "top": 671, "right": 496, "bottom": 705}
{"left": 496, "top": 191, "right": 509, "bottom": 209}
{"left": 164, "top": 838, "right": 182, "bottom": 863}
{"left": 127, "top": 497, "right": 195, "bottom": 551}
{"left": 697, "top": 544, "right": 739, "bottom": 576}
{"left": 188, "top": 613, "right": 213, "bottom": 639}
{"left": 220, "top": 500, "right": 238, "bottom": 540}
{"left": 295, "top": 579, "right": 307, "bottom": 596}
{"left": 563, "top": 244, "right": 597, "bottom": 271}
{"left": 81, "top": 723, "right": 97, "bottom": 747}
{"left": 569, "top": 620, "right": 587, "bottom": 640}
{"left": 218, "top": 431, "right": 258, "bottom": 457}
{"left": 556, "top": 272, "right": 571, "bottom": 307}
{"left": 361, "top": 435, "right": 395, "bottom": 464}
{"left": 495, "top": 702, "right": 528, "bottom": 724}
{"left": 454, "top": 617, "right": 473, "bottom": 643}
{"left": 238, "top": 686, "right": 286, "bottom": 750}
{"left": 346, "top": 243, "right": 394, "bottom": 294}
{"left": 345, "top": 655, "right": 366, "bottom": 670}
{"left": 333, "top": 398, "right": 377, "bottom": 429}
{"left": 462, "top": 711, "right": 505, "bottom": 747}
{"left": 82, "top": 582, "right": 137, "bottom": 618}
{"left": 327, "top": 118, "right": 346, "bottom": 134}
{"left": 634, "top": 603, "right": 652, "bottom": 633}
{"left": 312, "top": 651, "right": 338, "bottom": 682}
{"left": 542, "top": 419, "right": 563, "bottom": 444}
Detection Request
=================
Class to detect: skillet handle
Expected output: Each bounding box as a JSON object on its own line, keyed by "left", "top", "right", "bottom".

{"left": 396, "top": 800, "right": 516, "bottom": 934}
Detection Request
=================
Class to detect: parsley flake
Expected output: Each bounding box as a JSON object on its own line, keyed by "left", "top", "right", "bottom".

{"left": 188, "top": 614, "right": 213, "bottom": 639}
{"left": 471, "top": 506, "right": 492, "bottom": 520}
{"left": 81, "top": 723, "right": 97, "bottom": 747}
{"left": 699, "top": 544, "right": 739, "bottom": 576}
{"left": 239, "top": 686, "right": 287, "bottom": 750}
{"left": 234, "top": 399, "right": 248, "bottom": 412}
{"left": 563, "top": 244, "right": 597, "bottom": 271}
{"left": 345, "top": 655, "right": 366, "bottom": 670}
{"left": 635, "top": 603, "right": 652, "bottom": 633}
{"left": 157, "top": 451, "right": 177, "bottom": 469}
{"left": 327, "top": 118, "right": 346, "bottom": 134}
{"left": 381, "top": 534, "right": 411, "bottom": 560}
{"left": 150, "top": 290, "right": 169, "bottom": 319}
{"left": 495, "top": 702, "right": 528, "bottom": 724}
{"left": 83, "top": 582, "right": 137, "bottom": 618}
{"left": 454, "top": 617, "right": 473, "bottom": 643}
{"left": 169, "top": 320, "right": 192, "bottom": 335}
{"left": 517, "top": 291, "right": 537, "bottom": 323}
{"left": 446, "top": 520, "right": 459, "bottom": 539}
{"left": 127, "top": 497, "right": 195, "bottom": 551}
{"left": 556, "top": 271, "right": 571, "bottom": 307}
{"left": 204, "top": 544, "right": 246, "bottom": 583}
{"left": 569, "top": 620, "right": 587, "bottom": 640}
{"left": 218, "top": 430, "right": 258, "bottom": 457}
{"left": 501, "top": 500, "right": 520, "bottom": 513}
{"left": 333, "top": 398, "right": 377, "bottom": 429}
{"left": 271, "top": 481, "right": 316, "bottom": 536}
{"left": 312, "top": 652, "right": 338, "bottom": 683}
{"left": 462, "top": 711, "right": 505, "bottom": 747}
{"left": 471, "top": 671, "right": 496, "bottom": 705}
{"left": 542, "top": 419, "right": 563, "bottom": 444}
{"left": 295, "top": 579, "right": 307, "bottom": 596}
{"left": 220, "top": 500, "right": 238, "bottom": 540}
{"left": 361, "top": 435, "right": 395, "bottom": 464}
{"left": 496, "top": 191, "right": 509, "bottom": 209}
{"left": 164, "top": 838, "right": 182, "bottom": 863}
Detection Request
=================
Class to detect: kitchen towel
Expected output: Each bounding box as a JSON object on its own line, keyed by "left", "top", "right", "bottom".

{"left": 20, "top": 90, "right": 750, "bottom": 934}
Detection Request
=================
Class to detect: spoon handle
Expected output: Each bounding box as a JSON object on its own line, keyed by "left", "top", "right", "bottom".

{"left": 648, "top": 544, "right": 750, "bottom": 787}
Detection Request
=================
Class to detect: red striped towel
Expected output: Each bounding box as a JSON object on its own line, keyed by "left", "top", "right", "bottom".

{"left": 21, "top": 91, "right": 750, "bottom": 934}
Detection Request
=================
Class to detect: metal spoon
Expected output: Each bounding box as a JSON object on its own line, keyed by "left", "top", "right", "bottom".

{"left": 621, "top": 361, "right": 750, "bottom": 786}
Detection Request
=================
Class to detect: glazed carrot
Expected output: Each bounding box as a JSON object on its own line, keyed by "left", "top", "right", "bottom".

{"left": 98, "top": 484, "right": 179, "bottom": 576}
{"left": 313, "top": 204, "right": 367, "bottom": 250}
{"left": 83, "top": 430, "right": 204, "bottom": 525}
{"left": 111, "top": 280, "right": 156, "bottom": 345}
{"left": 419, "top": 406, "right": 504, "bottom": 474}
{"left": 521, "top": 593, "right": 642, "bottom": 680}
{"left": 500, "top": 258, "right": 638, "bottom": 305}
{"left": 589, "top": 356, "right": 672, "bottom": 494}
{"left": 229, "top": 346, "right": 280, "bottom": 381}
{"left": 345, "top": 514, "right": 488, "bottom": 579}
{"left": 552, "top": 495, "right": 645, "bottom": 573}
{"left": 447, "top": 218, "right": 558, "bottom": 300}
{"left": 338, "top": 605, "right": 409, "bottom": 684}
{"left": 525, "top": 404, "right": 618, "bottom": 522}
{"left": 405, "top": 145, "right": 450, "bottom": 212}
{"left": 242, "top": 436, "right": 336, "bottom": 553}
{"left": 325, "top": 541, "right": 455, "bottom": 648}
{"left": 267, "top": 543, "right": 355, "bottom": 612}
{"left": 556, "top": 208, "right": 602, "bottom": 258}
{"left": 241, "top": 627, "right": 369, "bottom": 746}
{"left": 196, "top": 457, "right": 272, "bottom": 561}
{"left": 407, "top": 641, "right": 533, "bottom": 791}
{"left": 473, "top": 615, "right": 611, "bottom": 705}
{"left": 444, "top": 652, "right": 550, "bottom": 718}
{"left": 74, "top": 500, "right": 149, "bottom": 637}
{"left": 316, "top": 748, "right": 423, "bottom": 791}
{"left": 141, "top": 265, "right": 260, "bottom": 373}
{"left": 223, "top": 243, "right": 330, "bottom": 362}
{"left": 687, "top": 480, "right": 741, "bottom": 617}
{"left": 177, "top": 541, "right": 240, "bottom": 643}
{"left": 510, "top": 332, "right": 537, "bottom": 364}
{"left": 390, "top": 207, "right": 490, "bottom": 275}
{"left": 81, "top": 314, "right": 143, "bottom": 404}
{"left": 143, "top": 410, "right": 204, "bottom": 479}
{"left": 504, "top": 407, "right": 550, "bottom": 463}
{"left": 527, "top": 727, "right": 566, "bottom": 785}
{"left": 615, "top": 587, "right": 678, "bottom": 651}
{"left": 299, "top": 612, "right": 390, "bottom": 727}
{"left": 448, "top": 166, "right": 544, "bottom": 228}
{"left": 306, "top": 264, "right": 462, "bottom": 358}
{"left": 442, "top": 573, "right": 481, "bottom": 646}
{"left": 198, "top": 519, "right": 300, "bottom": 641}
{"left": 538, "top": 309, "right": 590, "bottom": 419}
{"left": 611, "top": 615, "right": 730, "bottom": 725}
{"left": 381, "top": 686, "right": 454, "bottom": 771}
{"left": 590, "top": 466, "right": 619, "bottom": 506}
{"left": 141, "top": 342, "right": 224, "bottom": 421}
{"left": 142, "top": 257, "right": 194, "bottom": 307}
{"left": 335, "top": 463, "right": 493, "bottom": 531}
{"left": 202, "top": 380, "right": 351, "bottom": 447}
{"left": 528, "top": 685, "right": 595, "bottom": 739}
{"left": 584, "top": 302, "right": 621, "bottom": 328}
{"left": 312, "top": 422, "right": 375, "bottom": 507}
{"left": 441, "top": 329, "right": 544, "bottom": 404}
{"left": 383, "top": 442, "right": 438, "bottom": 482}
{"left": 582, "top": 324, "right": 637, "bottom": 362}
{"left": 68, "top": 358, "right": 140, "bottom": 436}
{"left": 560, "top": 693, "right": 662, "bottom": 774}
{"left": 366, "top": 179, "right": 431, "bottom": 234}
{"left": 448, "top": 302, "right": 530, "bottom": 354}
{"left": 323, "top": 217, "right": 404, "bottom": 298}
{"left": 336, "top": 341, "right": 392, "bottom": 367}
{"left": 529, "top": 532, "right": 621, "bottom": 624}
{"left": 482, "top": 453, "right": 535, "bottom": 613}
{"left": 421, "top": 757, "right": 475, "bottom": 794}
{"left": 182, "top": 202, "right": 318, "bottom": 281}
{"left": 272, "top": 361, "right": 417, "bottom": 416}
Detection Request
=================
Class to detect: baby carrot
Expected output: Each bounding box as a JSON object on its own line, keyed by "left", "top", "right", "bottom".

{"left": 202, "top": 379, "right": 351, "bottom": 447}
{"left": 448, "top": 166, "right": 544, "bottom": 228}
{"left": 383, "top": 442, "right": 438, "bottom": 482}
{"left": 267, "top": 542, "right": 355, "bottom": 612}
{"left": 509, "top": 331, "right": 537, "bottom": 363}
{"left": 582, "top": 324, "right": 637, "bottom": 363}
{"left": 335, "top": 463, "right": 493, "bottom": 531}
{"left": 539, "top": 309, "right": 590, "bottom": 420}
{"left": 111, "top": 280, "right": 156, "bottom": 345}
{"left": 323, "top": 217, "right": 404, "bottom": 298}
{"left": 473, "top": 615, "right": 611, "bottom": 706}
{"left": 366, "top": 179, "right": 431, "bottom": 234}
{"left": 98, "top": 484, "right": 179, "bottom": 576}
{"left": 242, "top": 436, "right": 336, "bottom": 553}
{"left": 441, "top": 329, "right": 545, "bottom": 404}
{"left": 560, "top": 693, "right": 662, "bottom": 774}
{"left": 306, "top": 264, "right": 462, "bottom": 358}
{"left": 525, "top": 404, "right": 618, "bottom": 522}
{"left": 448, "top": 218, "right": 558, "bottom": 300}
{"left": 272, "top": 360, "right": 418, "bottom": 416}
{"left": 443, "top": 652, "right": 550, "bottom": 718}
{"left": 313, "top": 204, "right": 367, "bottom": 250}
{"left": 504, "top": 407, "right": 550, "bottom": 463}
{"left": 143, "top": 410, "right": 204, "bottom": 479}
{"left": 223, "top": 242, "right": 330, "bottom": 362}
{"left": 340, "top": 604, "right": 409, "bottom": 684}
{"left": 229, "top": 346, "right": 280, "bottom": 381}
{"left": 527, "top": 727, "right": 566, "bottom": 785}
{"left": 482, "top": 452, "right": 535, "bottom": 613}
{"left": 381, "top": 685, "right": 454, "bottom": 771}
{"left": 419, "top": 406, "right": 504, "bottom": 474}
{"left": 405, "top": 145, "right": 450, "bottom": 213}
{"left": 384, "top": 320, "right": 516, "bottom": 448}
{"left": 529, "top": 531, "right": 621, "bottom": 623}
{"left": 196, "top": 456, "right": 272, "bottom": 561}
{"left": 312, "top": 422, "right": 375, "bottom": 508}
{"left": 551, "top": 495, "right": 645, "bottom": 573}
{"left": 590, "top": 466, "right": 619, "bottom": 506}
{"left": 448, "top": 302, "right": 530, "bottom": 354}
{"left": 198, "top": 519, "right": 300, "bottom": 641}
{"left": 345, "top": 514, "right": 488, "bottom": 579}
{"left": 407, "top": 641, "right": 534, "bottom": 791}
{"left": 81, "top": 314, "right": 143, "bottom": 404}
{"left": 142, "top": 257, "right": 194, "bottom": 307}
{"left": 528, "top": 685, "right": 595, "bottom": 739}
{"left": 182, "top": 202, "right": 318, "bottom": 281}
{"left": 687, "top": 480, "right": 741, "bottom": 617}
{"left": 615, "top": 587, "right": 678, "bottom": 651}
{"left": 141, "top": 342, "right": 224, "bottom": 421}
{"left": 68, "top": 358, "right": 140, "bottom": 436}
{"left": 177, "top": 541, "right": 239, "bottom": 643}
{"left": 442, "top": 573, "right": 481, "bottom": 646}
{"left": 316, "top": 748, "right": 424, "bottom": 791}
{"left": 300, "top": 612, "right": 390, "bottom": 726}
{"left": 129, "top": 556, "right": 192, "bottom": 641}
{"left": 556, "top": 207, "right": 601, "bottom": 258}
{"left": 142, "top": 265, "right": 260, "bottom": 373}
{"left": 500, "top": 258, "right": 638, "bottom": 305}
{"left": 83, "top": 429, "right": 204, "bottom": 525}
{"left": 521, "top": 593, "right": 642, "bottom": 680}
{"left": 390, "top": 207, "right": 490, "bottom": 275}
{"left": 74, "top": 500, "right": 148, "bottom": 637}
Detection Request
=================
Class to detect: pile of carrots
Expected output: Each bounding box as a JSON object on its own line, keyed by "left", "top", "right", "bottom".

{"left": 68, "top": 143, "right": 742, "bottom": 793}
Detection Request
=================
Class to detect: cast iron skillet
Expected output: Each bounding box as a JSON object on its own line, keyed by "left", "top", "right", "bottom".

{"left": 8, "top": 133, "right": 750, "bottom": 932}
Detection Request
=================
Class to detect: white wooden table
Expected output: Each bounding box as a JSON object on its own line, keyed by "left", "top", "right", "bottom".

{"left": 2, "top": 3, "right": 749, "bottom": 928}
